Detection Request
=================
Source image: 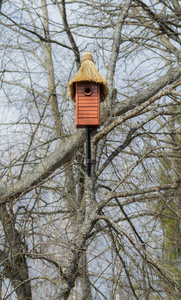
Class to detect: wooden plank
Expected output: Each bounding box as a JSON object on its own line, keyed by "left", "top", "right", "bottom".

{"left": 78, "top": 114, "right": 98, "bottom": 117}
{"left": 78, "top": 99, "right": 98, "bottom": 102}
{"left": 78, "top": 102, "right": 98, "bottom": 105}
{"left": 78, "top": 107, "right": 98, "bottom": 110}
{"left": 78, "top": 116, "right": 98, "bottom": 119}
{"left": 78, "top": 111, "right": 98, "bottom": 114}
{"left": 78, "top": 98, "right": 98, "bottom": 101}
{"left": 78, "top": 119, "right": 99, "bottom": 123}
{"left": 78, "top": 96, "right": 98, "bottom": 100}
{"left": 78, "top": 105, "right": 98, "bottom": 108}
{"left": 78, "top": 108, "right": 98, "bottom": 111}
{"left": 78, "top": 119, "right": 98, "bottom": 121}
{"left": 78, "top": 106, "right": 98, "bottom": 111}
{"left": 78, "top": 103, "right": 98, "bottom": 106}
{"left": 78, "top": 109, "right": 98, "bottom": 113}
{"left": 78, "top": 112, "right": 98, "bottom": 115}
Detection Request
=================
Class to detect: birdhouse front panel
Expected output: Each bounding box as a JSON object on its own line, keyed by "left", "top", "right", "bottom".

{"left": 75, "top": 82, "right": 100, "bottom": 128}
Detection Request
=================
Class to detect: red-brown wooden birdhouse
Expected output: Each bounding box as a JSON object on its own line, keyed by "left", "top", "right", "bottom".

{"left": 68, "top": 53, "right": 108, "bottom": 128}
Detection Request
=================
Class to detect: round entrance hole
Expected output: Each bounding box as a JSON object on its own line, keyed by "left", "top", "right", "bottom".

{"left": 83, "top": 86, "right": 93, "bottom": 96}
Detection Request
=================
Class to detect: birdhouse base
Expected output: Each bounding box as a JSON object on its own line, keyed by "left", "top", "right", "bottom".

{"left": 76, "top": 124, "right": 100, "bottom": 129}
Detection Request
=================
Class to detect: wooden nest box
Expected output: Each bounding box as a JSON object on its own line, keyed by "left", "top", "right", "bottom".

{"left": 68, "top": 53, "right": 108, "bottom": 128}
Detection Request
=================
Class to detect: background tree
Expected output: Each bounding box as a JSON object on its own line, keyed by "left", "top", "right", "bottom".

{"left": 0, "top": 0, "right": 181, "bottom": 299}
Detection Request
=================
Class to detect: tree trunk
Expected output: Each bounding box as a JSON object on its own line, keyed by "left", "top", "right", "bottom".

{"left": 0, "top": 204, "right": 31, "bottom": 300}
{"left": 0, "top": 0, "right": 3, "bottom": 12}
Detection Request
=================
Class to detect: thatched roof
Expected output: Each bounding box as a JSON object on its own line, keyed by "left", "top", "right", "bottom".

{"left": 68, "top": 52, "right": 108, "bottom": 102}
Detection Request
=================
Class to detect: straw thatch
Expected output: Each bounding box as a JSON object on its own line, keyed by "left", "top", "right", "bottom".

{"left": 68, "top": 52, "right": 108, "bottom": 102}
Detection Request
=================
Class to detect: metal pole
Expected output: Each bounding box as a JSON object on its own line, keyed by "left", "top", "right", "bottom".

{"left": 86, "top": 126, "right": 91, "bottom": 176}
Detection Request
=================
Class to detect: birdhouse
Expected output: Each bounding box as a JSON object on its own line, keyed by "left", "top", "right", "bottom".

{"left": 68, "top": 53, "right": 108, "bottom": 128}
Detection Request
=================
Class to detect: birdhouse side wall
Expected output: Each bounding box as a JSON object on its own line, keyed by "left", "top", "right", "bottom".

{"left": 75, "top": 82, "right": 100, "bottom": 128}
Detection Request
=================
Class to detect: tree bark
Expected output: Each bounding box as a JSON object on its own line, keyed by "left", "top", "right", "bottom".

{"left": 41, "top": 0, "right": 62, "bottom": 137}
{"left": 0, "top": 0, "right": 3, "bottom": 12}
{"left": 0, "top": 204, "right": 31, "bottom": 300}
